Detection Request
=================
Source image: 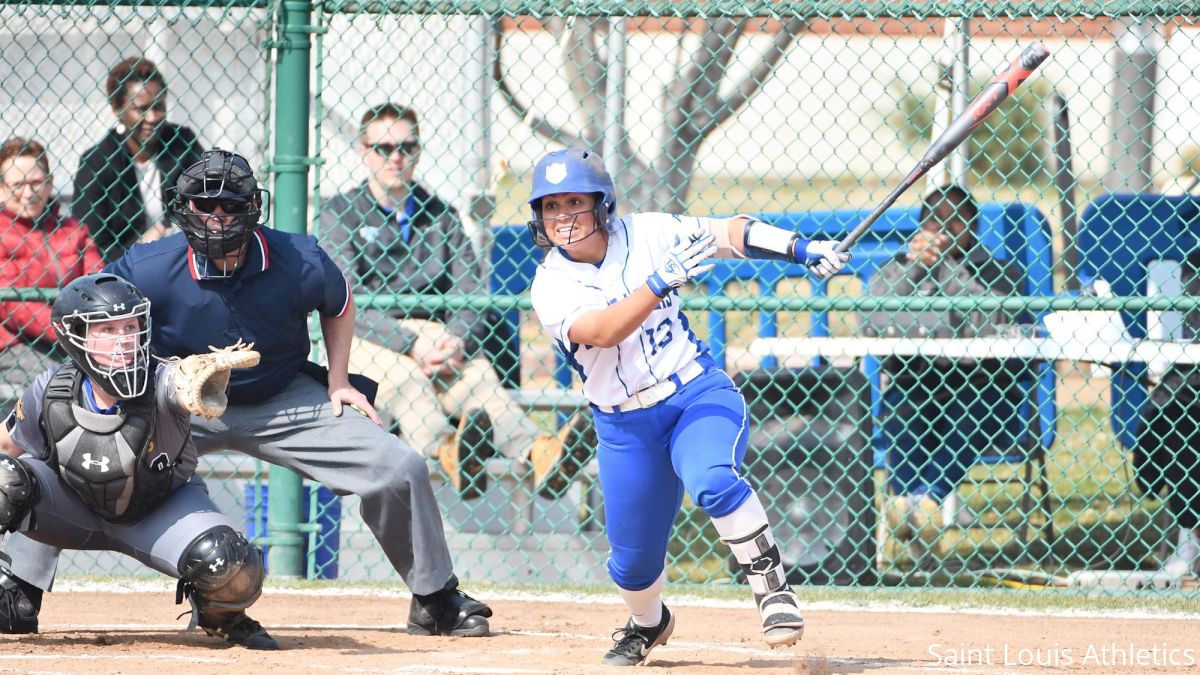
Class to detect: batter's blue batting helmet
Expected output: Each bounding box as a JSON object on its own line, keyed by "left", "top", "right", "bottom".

{"left": 526, "top": 148, "right": 617, "bottom": 251}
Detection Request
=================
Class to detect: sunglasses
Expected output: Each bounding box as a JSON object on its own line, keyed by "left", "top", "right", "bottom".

{"left": 365, "top": 140, "right": 420, "bottom": 158}
{"left": 192, "top": 198, "right": 253, "bottom": 214}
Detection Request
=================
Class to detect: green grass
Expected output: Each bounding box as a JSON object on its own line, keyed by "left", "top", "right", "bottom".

{"left": 58, "top": 574, "right": 1200, "bottom": 614}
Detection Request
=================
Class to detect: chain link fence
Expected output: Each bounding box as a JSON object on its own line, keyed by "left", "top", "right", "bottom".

{"left": 2, "top": 1, "right": 1199, "bottom": 594}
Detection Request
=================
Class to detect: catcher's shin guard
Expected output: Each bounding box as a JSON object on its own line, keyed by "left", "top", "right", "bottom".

{"left": 175, "top": 526, "right": 277, "bottom": 650}
{"left": 407, "top": 575, "right": 492, "bottom": 637}
{"left": 0, "top": 567, "right": 41, "bottom": 634}
{"left": 530, "top": 411, "right": 596, "bottom": 499}
{"left": 723, "top": 523, "right": 805, "bottom": 647}
{"left": 0, "top": 456, "right": 38, "bottom": 534}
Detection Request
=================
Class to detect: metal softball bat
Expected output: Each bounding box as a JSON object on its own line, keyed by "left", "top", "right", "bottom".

{"left": 835, "top": 42, "right": 1051, "bottom": 252}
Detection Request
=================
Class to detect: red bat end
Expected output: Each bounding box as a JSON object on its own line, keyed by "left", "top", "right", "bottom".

{"left": 966, "top": 43, "right": 1051, "bottom": 129}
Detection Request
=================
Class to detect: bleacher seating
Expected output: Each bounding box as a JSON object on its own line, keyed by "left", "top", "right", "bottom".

{"left": 1078, "top": 193, "right": 1200, "bottom": 450}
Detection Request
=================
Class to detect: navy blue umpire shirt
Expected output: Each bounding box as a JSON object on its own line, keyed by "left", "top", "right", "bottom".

{"left": 105, "top": 228, "right": 351, "bottom": 405}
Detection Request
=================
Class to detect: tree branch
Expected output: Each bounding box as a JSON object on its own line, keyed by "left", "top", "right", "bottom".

{"left": 675, "top": 19, "right": 739, "bottom": 122}
{"left": 693, "top": 19, "right": 743, "bottom": 109}
{"left": 490, "top": 18, "right": 584, "bottom": 148}
{"left": 561, "top": 17, "right": 607, "bottom": 147}
{"left": 702, "top": 18, "right": 808, "bottom": 134}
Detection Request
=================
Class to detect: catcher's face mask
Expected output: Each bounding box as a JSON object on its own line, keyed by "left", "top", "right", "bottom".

{"left": 59, "top": 303, "right": 153, "bottom": 399}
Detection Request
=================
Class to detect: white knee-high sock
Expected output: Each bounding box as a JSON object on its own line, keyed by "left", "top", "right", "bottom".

{"left": 711, "top": 492, "right": 770, "bottom": 539}
{"left": 713, "top": 493, "right": 791, "bottom": 599}
{"left": 618, "top": 570, "right": 665, "bottom": 628}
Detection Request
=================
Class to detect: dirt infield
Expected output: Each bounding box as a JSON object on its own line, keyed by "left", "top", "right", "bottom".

{"left": 4, "top": 587, "right": 1199, "bottom": 674}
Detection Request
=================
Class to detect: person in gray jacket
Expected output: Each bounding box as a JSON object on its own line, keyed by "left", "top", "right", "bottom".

{"left": 861, "top": 184, "right": 1024, "bottom": 569}
{"left": 320, "top": 104, "right": 587, "bottom": 501}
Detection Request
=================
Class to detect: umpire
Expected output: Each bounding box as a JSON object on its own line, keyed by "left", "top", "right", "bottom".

{"left": 0, "top": 148, "right": 492, "bottom": 637}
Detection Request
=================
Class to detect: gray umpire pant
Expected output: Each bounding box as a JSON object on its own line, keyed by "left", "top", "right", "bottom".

{"left": 12, "top": 459, "right": 236, "bottom": 579}
{"left": 1, "top": 373, "right": 455, "bottom": 595}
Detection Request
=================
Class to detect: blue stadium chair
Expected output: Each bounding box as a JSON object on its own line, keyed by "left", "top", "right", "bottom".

{"left": 489, "top": 225, "right": 569, "bottom": 388}
{"left": 700, "top": 203, "right": 1056, "bottom": 460}
{"left": 1077, "top": 193, "right": 1200, "bottom": 451}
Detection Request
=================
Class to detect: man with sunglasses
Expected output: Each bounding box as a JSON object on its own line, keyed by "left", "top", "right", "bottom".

{"left": 0, "top": 148, "right": 494, "bottom": 638}
{"left": 321, "top": 104, "right": 576, "bottom": 502}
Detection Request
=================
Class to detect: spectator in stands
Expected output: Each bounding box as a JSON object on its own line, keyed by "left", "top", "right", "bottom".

{"left": 1135, "top": 247, "right": 1200, "bottom": 582}
{"left": 0, "top": 137, "right": 105, "bottom": 411}
{"left": 73, "top": 56, "right": 203, "bottom": 261}
{"left": 320, "top": 103, "right": 589, "bottom": 501}
{"left": 860, "top": 184, "right": 1023, "bottom": 570}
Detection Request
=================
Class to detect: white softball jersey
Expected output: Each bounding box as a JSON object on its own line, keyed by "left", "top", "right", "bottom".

{"left": 530, "top": 212, "right": 720, "bottom": 407}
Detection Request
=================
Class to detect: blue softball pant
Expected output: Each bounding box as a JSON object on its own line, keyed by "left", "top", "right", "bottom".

{"left": 593, "top": 369, "right": 752, "bottom": 591}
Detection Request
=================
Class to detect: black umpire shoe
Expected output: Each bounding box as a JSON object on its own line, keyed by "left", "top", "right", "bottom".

{"left": 602, "top": 604, "right": 675, "bottom": 667}
{"left": 201, "top": 612, "right": 279, "bottom": 650}
{"left": 0, "top": 567, "right": 41, "bottom": 634}
{"left": 406, "top": 576, "right": 492, "bottom": 637}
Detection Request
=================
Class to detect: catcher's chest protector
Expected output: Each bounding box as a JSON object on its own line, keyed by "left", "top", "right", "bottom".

{"left": 42, "top": 363, "right": 172, "bottom": 522}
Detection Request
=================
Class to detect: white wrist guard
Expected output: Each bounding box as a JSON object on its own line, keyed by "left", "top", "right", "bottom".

{"left": 741, "top": 216, "right": 804, "bottom": 262}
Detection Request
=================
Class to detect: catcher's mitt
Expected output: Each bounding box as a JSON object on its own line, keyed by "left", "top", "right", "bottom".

{"left": 164, "top": 341, "right": 261, "bottom": 419}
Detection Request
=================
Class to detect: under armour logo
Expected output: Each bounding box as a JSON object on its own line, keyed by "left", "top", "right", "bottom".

{"left": 80, "top": 454, "right": 110, "bottom": 472}
{"left": 209, "top": 557, "right": 225, "bottom": 573}
{"left": 112, "top": 303, "right": 126, "bottom": 312}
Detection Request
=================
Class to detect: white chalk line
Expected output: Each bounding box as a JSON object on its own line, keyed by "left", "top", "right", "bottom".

{"left": 21, "top": 623, "right": 792, "bottom": 660}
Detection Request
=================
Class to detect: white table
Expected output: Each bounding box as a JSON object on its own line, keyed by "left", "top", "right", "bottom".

{"left": 749, "top": 336, "right": 1200, "bottom": 365}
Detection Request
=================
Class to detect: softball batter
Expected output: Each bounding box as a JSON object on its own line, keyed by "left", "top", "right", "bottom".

{"left": 526, "top": 148, "right": 849, "bottom": 666}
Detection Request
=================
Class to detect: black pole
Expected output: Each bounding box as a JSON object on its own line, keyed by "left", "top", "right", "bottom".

{"left": 1052, "top": 93, "right": 1080, "bottom": 292}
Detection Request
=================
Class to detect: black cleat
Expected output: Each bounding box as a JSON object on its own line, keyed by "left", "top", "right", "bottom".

{"left": 407, "top": 578, "right": 492, "bottom": 637}
{"left": 602, "top": 604, "right": 675, "bottom": 667}
{"left": 0, "top": 568, "right": 41, "bottom": 634}
{"left": 201, "top": 613, "right": 279, "bottom": 650}
{"left": 755, "top": 590, "right": 804, "bottom": 647}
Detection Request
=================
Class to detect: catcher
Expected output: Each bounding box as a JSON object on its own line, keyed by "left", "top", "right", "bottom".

{"left": 0, "top": 273, "right": 275, "bottom": 649}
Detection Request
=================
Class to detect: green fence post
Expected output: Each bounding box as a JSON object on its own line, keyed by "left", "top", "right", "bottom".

{"left": 266, "top": 0, "right": 315, "bottom": 578}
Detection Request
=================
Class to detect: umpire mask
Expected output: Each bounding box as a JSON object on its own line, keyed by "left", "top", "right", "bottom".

{"left": 170, "top": 149, "right": 270, "bottom": 276}
{"left": 52, "top": 274, "right": 153, "bottom": 399}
